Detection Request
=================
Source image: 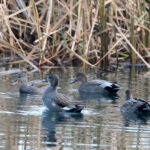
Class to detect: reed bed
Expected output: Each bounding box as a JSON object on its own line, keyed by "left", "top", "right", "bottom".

{"left": 0, "top": 0, "right": 150, "bottom": 69}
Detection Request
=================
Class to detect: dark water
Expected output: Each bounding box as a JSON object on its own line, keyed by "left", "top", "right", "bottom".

{"left": 0, "top": 67, "right": 150, "bottom": 150}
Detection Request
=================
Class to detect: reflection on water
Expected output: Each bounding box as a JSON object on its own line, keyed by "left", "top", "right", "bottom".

{"left": 121, "top": 110, "right": 150, "bottom": 127}
{"left": 79, "top": 92, "right": 119, "bottom": 103}
{"left": 42, "top": 109, "right": 83, "bottom": 147}
{"left": 0, "top": 67, "right": 150, "bottom": 149}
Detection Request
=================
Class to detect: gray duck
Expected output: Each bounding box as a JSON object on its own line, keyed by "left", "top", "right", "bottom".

{"left": 13, "top": 74, "right": 48, "bottom": 94}
{"left": 70, "top": 73, "right": 120, "bottom": 94}
{"left": 121, "top": 90, "right": 150, "bottom": 113}
{"left": 42, "top": 75, "right": 84, "bottom": 113}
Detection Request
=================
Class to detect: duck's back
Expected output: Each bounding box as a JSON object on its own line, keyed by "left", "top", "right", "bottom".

{"left": 79, "top": 79, "right": 119, "bottom": 93}
{"left": 121, "top": 98, "right": 150, "bottom": 113}
{"left": 79, "top": 80, "right": 102, "bottom": 93}
{"left": 20, "top": 84, "right": 38, "bottom": 94}
{"left": 28, "top": 80, "right": 49, "bottom": 88}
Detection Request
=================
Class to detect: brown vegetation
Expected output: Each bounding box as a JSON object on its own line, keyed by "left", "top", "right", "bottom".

{"left": 0, "top": 0, "right": 150, "bottom": 69}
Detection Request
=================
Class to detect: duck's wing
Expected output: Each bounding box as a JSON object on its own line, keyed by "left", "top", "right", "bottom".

{"left": 87, "top": 80, "right": 107, "bottom": 86}
{"left": 88, "top": 80, "right": 120, "bottom": 92}
{"left": 53, "top": 94, "right": 72, "bottom": 108}
{"left": 88, "top": 80, "right": 116, "bottom": 87}
{"left": 123, "top": 98, "right": 150, "bottom": 112}
{"left": 28, "top": 80, "right": 49, "bottom": 88}
{"left": 131, "top": 98, "right": 149, "bottom": 105}
{"left": 53, "top": 94, "right": 84, "bottom": 113}
{"left": 134, "top": 98, "right": 150, "bottom": 111}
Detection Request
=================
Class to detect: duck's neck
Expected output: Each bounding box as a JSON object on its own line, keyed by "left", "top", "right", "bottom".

{"left": 50, "top": 80, "right": 58, "bottom": 90}
{"left": 81, "top": 76, "right": 87, "bottom": 83}
{"left": 124, "top": 90, "right": 131, "bottom": 101}
{"left": 50, "top": 85, "right": 57, "bottom": 91}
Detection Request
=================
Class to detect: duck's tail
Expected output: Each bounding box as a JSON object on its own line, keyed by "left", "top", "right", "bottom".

{"left": 105, "top": 83, "right": 120, "bottom": 93}
{"left": 112, "top": 83, "right": 120, "bottom": 92}
{"left": 66, "top": 105, "right": 84, "bottom": 113}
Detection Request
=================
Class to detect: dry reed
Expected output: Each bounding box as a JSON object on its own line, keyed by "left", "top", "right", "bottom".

{"left": 0, "top": 0, "right": 150, "bottom": 69}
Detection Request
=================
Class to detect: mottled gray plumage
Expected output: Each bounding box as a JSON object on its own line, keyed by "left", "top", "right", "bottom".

{"left": 121, "top": 90, "right": 150, "bottom": 113}
{"left": 42, "top": 75, "right": 84, "bottom": 113}
{"left": 14, "top": 74, "right": 48, "bottom": 94}
{"left": 70, "top": 73, "right": 120, "bottom": 94}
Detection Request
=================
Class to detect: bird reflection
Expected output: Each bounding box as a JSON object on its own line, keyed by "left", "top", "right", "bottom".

{"left": 79, "top": 91, "right": 119, "bottom": 103}
{"left": 16, "top": 93, "right": 28, "bottom": 111}
{"left": 121, "top": 111, "right": 150, "bottom": 127}
{"left": 41, "top": 109, "right": 83, "bottom": 147}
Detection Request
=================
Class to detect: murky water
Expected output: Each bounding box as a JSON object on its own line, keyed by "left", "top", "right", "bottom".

{"left": 0, "top": 67, "right": 150, "bottom": 150}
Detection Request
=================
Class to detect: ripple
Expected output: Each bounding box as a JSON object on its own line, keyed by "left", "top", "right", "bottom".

{"left": 0, "top": 111, "right": 15, "bottom": 114}
{"left": 16, "top": 106, "right": 45, "bottom": 116}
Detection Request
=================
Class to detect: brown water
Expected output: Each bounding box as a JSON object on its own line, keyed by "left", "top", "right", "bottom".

{"left": 0, "top": 67, "right": 150, "bottom": 150}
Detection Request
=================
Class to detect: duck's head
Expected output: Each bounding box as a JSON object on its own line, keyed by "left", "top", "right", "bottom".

{"left": 70, "top": 73, "right": 87, "bottom": 84}
{"left": 46, "top": 75, "right": 58, "bottom": 88}
{"left": 13, "top": 74, "right": 26, "bottom": 85}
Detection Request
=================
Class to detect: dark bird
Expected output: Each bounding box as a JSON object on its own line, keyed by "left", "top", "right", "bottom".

{"left": 121, "top": 90, "right": 150, "bottom": 113}
{"left": 42, "top": 75, "right": 84, "bottom": 113}
{"left": 70, "top": 73, "right": 120, "bottom": 94}
{"left": 13, "top": 74, "right": 49, "bottom": 94}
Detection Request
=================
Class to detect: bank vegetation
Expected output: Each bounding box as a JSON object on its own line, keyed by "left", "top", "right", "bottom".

{"left": 0, "top": 0, "right": 150, "bottom": 70}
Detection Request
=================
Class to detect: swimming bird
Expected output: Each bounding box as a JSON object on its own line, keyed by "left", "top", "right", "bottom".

{"left": 13, "top": 74, "right": 48, "bottom": 94}
{"left": 121, "top": 90, "right": 150, "bottom": 113}
{"left": 42, "top": 74, "right": 84, "bottom": 113}
{"left": 70, "top": 73, "right": 120, "bottom": 94}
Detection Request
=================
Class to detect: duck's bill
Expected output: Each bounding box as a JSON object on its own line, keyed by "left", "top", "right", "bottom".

{"left": 13, "top": 80, "right": 19, "bottom": 85}
{"left": 69, "top": 79, "right": 77, "bottom": 84}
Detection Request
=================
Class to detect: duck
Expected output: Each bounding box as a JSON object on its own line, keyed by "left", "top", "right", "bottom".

{"left": 13, "top": 74, "right": 49, "bottom": 94}
{"left": 70, "top": 73, "right": 120, "bottom": 94}
{"left": 42, "top": 74, "right": 84, "bottom": 113}
{"left": 120, "top": 90, "right": 150, "bottom": 113}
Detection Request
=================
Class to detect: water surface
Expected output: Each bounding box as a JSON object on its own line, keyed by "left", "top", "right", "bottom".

{"left": 0, "top": 67, "right": 150, "bottom": 150}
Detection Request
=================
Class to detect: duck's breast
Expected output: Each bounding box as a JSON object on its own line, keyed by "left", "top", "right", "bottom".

{"left": 42, "top": 87, "right": 62, "bottom": 112}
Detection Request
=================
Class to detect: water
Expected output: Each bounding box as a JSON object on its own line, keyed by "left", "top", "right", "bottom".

{"left": 0, "top": 67, "right": 150, "bottom": 150}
